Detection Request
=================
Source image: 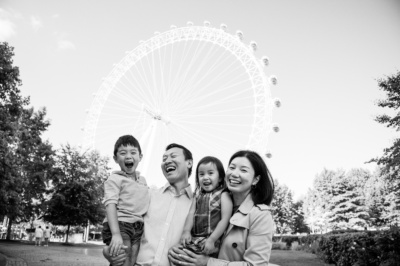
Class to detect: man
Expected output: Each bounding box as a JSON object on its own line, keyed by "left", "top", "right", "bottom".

{"left": 105, "top": 143, "right": 194, "bottom": 266}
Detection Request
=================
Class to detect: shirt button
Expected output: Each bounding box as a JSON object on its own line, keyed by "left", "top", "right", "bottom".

{"left": 232, "top": 243, "right": 237, "bottom": 248}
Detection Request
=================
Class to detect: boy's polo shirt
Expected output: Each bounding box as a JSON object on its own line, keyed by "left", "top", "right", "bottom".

{"left": 137, "top": 183, "right": 193, "bottom": 266}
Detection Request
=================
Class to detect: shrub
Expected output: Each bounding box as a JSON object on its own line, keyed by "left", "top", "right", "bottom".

{"left": 297, "top": 227, "right": 400, "bottom": 266}
{"left": 272, "top": 241, "right": 288, "bottom": 250}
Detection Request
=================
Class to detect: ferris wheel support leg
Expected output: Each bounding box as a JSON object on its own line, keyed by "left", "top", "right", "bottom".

{"left": 138, "top": 120, "right": 158, "bottom": 178}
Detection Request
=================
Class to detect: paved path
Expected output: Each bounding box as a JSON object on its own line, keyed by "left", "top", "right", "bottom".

{"left": 0, "top": 240, "right": 108, "bottom": 266}
{"left": 0, "top": 240, "right": 280, "bottom": 266}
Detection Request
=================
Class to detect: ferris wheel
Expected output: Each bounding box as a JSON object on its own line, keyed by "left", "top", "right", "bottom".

{"left": 82, "top": 21, "right": 280, "bottom": 187}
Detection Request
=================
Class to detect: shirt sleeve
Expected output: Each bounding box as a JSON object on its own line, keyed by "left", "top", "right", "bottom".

{"left": 103, "top": 174, "right": 122, "bottom": 206}
{"left": 207, "top": 210, "right": 274, "bottom": 266}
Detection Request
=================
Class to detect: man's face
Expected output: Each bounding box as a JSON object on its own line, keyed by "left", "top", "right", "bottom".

{"left": 161, "top": 147, "right": 192, "bottom": 184}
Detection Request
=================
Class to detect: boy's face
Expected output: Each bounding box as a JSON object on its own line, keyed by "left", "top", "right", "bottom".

{"left": 113, "top": 144, "right": 142, "bottom": 174}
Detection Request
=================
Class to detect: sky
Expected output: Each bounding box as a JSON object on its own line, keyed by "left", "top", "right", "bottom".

{"left": 1, "top": 0, "right": 400, "bottom": 200}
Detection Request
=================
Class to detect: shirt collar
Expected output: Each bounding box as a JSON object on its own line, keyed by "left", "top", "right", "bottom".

{"left": 112, "top": 170, "right": 139, "bottom": 180}
{"left": 237, "top": 193, "right": 254, "bottom": 215}
{"left": 161, "top": 183, "right": 193, "bottom": 199}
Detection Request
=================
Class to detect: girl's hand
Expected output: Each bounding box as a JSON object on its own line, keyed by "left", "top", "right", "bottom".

{"left": 202, "top": 238, "right": 216, "bottom": 255}
{"left": 180, "top": 231, "right": 192, "bottom": 246}
{"left": 168, "top": 245, "right": 210, "bottom": 266}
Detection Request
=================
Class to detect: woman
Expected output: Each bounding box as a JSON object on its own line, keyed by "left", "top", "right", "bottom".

{"left": 169, "top": 150, "right": 275, "bottom": 266}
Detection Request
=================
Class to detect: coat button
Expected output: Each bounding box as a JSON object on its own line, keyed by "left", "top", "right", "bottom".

{"left": 232, "top": 243, "right": 237, "bottom": 248}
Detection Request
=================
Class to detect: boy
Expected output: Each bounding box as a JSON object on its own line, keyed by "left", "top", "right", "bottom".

{"left": 102, "top": 135, "right": 150, "bottom": 266}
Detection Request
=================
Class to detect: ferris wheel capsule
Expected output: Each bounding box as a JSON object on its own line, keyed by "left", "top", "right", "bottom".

{"left": 236, "top": 30, "right": 244, "bottom": 41}
{"left": 265, "top": 151, "right": 272, "bottom": 158}
{"left": 250, "top": 41, "right": 257, "bottom": 52}
{"left": 204, "top": 21, "right": 211, "bottom": 27}
{"left": 274, "top": 98, "right": 281, "bottom": 108}
{"left": 261, "top": 56, "right": 270, "bottom": 66}
{"left": 272, "top": 124, "right": 280, "bottom": 133}
{"left": 220, "top": 23, "right": 228, "bottom": 32}
{"left": 187, "top": 21, "right": 194, "bottom": 27}
{"left": 269, "top": 75, "right": 278, "bottom": 85}
{"left": 80, "top": 127, "right": 85, "bottom": 131}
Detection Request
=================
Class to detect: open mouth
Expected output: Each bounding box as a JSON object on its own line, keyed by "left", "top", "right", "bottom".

{"left": 228, "top": 179, "right": 241, "bottom": 185}
{"left": 165, "top": 165, "right": 176, "bottom": 173}
{"left": 125, "top": 162, "right": 134, "bottom": 168}
{"left": 202, "top": 181, "right": 212, "bottom": 186}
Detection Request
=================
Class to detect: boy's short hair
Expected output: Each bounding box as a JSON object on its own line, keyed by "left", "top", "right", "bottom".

{"left": 165, "top": 143, "right": 193, "bottom": 177}
{"left": 114, "top": 135, "right": 142, "bottom": 156}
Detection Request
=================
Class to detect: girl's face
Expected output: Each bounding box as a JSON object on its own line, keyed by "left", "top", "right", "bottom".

{"left": 226, "top": 156, "right": 259, "bottom": 196}
{"left": 198, "top": 162, "right": 220, "bottom": 192}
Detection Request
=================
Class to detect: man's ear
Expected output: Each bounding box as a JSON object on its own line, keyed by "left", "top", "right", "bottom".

{"left": 139, "top": 153, "right": 143, "bottom": 161}
{"left": 187, "top": 159, "right": 193, "bottom": 169}
{"left": 113, "top": 155, "right": 117, "bottom": 163}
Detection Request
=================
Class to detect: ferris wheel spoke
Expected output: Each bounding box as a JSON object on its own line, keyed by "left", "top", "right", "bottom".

{"left": 173, "top": 47, "right": 235, "bottom": 106}
{"left": 171, "top": 40, "right": 220, "bottom": 104}
{"left": 172, "top": 122, "right": 247, "bottom": 153}
{"left": 178, "top": 77, "right": 251, "bottom": 112}
{"left": 178, "top": 46, "right": 242, "bottom": 103}
{"left": 177, "top": 89, "right": 254, "bottom": 115}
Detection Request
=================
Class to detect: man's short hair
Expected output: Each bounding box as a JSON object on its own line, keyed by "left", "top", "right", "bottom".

{"left": 114, "top": 135, "right": 142, "bottom": 156}
{"left": 165, "top": 143, "right": 193, "bottom": 177}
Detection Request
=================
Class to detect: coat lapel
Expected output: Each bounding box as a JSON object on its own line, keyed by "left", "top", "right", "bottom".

{"left": 224, "top": 194, "right": 254, "bottom": 236}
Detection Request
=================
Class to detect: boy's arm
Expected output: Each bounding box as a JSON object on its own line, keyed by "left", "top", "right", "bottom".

{"left": 103, "top": 175, "right": 123, "bottom": 257}
{"left": 203, "top": 192, "right": 233, "bottom": 254}
{"left": 180, "top": 198, "right": 196, "bottom": 245}
{"left": 106, "top": 203, "right": 124, "bottom": 257}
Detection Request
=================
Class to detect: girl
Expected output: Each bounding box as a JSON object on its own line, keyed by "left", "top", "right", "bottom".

{"left": 180, "top": 156, "right": 233, "bottom": 256}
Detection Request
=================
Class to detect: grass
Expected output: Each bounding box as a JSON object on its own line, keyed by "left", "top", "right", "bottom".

{"left": 270, "top": 250, "right": 334, "bottom": 266}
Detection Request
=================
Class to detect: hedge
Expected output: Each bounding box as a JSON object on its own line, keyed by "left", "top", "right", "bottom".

{"left": 296, "top": 227, "right": 400, "bottom": 266}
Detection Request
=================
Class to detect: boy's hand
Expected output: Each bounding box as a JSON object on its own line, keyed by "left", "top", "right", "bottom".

{"left": 109, "top": 233, "right": 124, "bottom": 257}
{"left": 202, "top": 238, "right": 216, "bottom": 255}
{"left": 180, "top": 231, "right": 192, "bottom": 246}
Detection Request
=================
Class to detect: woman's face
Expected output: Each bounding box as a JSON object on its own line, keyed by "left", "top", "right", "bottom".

{"left": 226, "top": 156, "right": 259, "bottom": 197}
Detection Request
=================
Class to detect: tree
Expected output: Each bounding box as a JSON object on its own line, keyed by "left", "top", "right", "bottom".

{"left": 0, "top": 43, "right": 54, "bottom": 240}
{"left": 370, "top": 71, "right": 400, "bottom": 226}
{"left": 272, "top": 179, "right": 295, "bottom": 235}
{"left": 42, "top": 145, "right": 109, "bottom": 243}
{"left": 292, "top": 199, "right": 310, "bottom": 234}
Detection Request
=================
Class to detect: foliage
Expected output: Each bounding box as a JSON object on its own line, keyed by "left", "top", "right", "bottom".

{"left": 0, "top": 42, "right": 55, "bottom": 239}
{"left": 292, "top": 199, "right": 310, "bottom": 234}
{"left": 42, "top": 145, "right": 109, "bottom": 242}
{"left": 272, "top": 179, "right": 295, "bottom": 234}
{"left": 370, "top": 71, "right": 400, "bottom": 226}
{"left": 297, "top": 228, "right": 400, "bottom": 266}
{"left": 304, "top": 168, "right": 372, "bottom": 232}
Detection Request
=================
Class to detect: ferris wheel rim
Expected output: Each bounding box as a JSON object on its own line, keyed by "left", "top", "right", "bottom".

{"left": 83, "top": 24, "right": 273, "bottom": 154}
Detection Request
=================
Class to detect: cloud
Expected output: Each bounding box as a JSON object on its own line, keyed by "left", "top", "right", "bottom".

{"left": 57, "top": 39, "right": 76, "bottom": 50}
{"left": 30, "top": 16, "right": 43, "bottom": 31}
{"left": 52, "top": 14, "right": 59, "bottom": 19}
{"left": 0, "top": 9, "right": 16, "bottom": 41}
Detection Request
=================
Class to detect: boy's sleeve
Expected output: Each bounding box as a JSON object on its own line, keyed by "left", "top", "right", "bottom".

{"left": 103, "top": 174, "right": 122, "bottom": 206}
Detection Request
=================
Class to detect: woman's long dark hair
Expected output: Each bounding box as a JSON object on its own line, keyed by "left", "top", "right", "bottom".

{"left": 228, "top": 150, "right": 274, "bottom": 205}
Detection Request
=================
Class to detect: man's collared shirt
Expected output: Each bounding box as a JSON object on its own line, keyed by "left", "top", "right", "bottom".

{"left": 137, "top": 183, "right": 193, "bottom": 266}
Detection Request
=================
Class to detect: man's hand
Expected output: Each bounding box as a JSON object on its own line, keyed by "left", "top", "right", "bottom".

{"left": 103, "top": 245, "right": 128, "bottom": 266}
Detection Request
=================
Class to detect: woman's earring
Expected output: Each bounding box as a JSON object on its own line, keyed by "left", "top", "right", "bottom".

{"left": 251, "top": 184, "right": 256, "bottom": 189}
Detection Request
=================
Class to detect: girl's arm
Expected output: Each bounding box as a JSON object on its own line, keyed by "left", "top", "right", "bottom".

{"left": 181, "top": 198, "right": 196, "bottom": 245}
{"left": 203, "top": 192, "right": 233, "bottom": 254}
